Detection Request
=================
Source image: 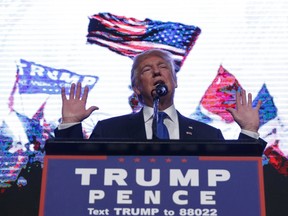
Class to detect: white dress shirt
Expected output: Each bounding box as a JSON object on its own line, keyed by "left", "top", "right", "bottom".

{"left": 143, "top": 104, "right": 179, "bottom": 139}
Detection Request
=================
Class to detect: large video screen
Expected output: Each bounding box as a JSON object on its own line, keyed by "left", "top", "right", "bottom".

{"left": 1, "top": 0, "right": 287, "bottom": 214}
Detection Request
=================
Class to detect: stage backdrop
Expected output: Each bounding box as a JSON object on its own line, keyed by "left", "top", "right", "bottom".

{"left": 0, "top": 0, "right": 287, "bottom": 208}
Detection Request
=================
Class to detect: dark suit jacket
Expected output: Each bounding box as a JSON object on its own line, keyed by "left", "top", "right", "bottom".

{"left": 54, "top": 109, "right": 264, "bottom": 143}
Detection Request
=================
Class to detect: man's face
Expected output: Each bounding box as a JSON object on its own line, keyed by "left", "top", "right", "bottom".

{"left": 133, "top": 55, "right": 178, "bottom": 107}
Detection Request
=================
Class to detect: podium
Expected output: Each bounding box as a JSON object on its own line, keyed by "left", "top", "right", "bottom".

{"left": 40, "top": 139, "right": 266, "bottom": 216}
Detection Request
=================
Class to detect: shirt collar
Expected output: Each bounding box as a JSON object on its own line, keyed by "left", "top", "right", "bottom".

{"left": 143, "top": 104, "right": 177, "bottom": 123}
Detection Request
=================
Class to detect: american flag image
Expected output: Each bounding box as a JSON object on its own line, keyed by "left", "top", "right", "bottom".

{"left": 87, "top": 12, "right": 201, "bottom": 70}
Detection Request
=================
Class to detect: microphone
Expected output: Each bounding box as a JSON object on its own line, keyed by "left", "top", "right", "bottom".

{"left": 152, "top": 83, "right": 168, "bottom": 99}
{"left": 151, "top": 83, "right": 168, "bottom": 139}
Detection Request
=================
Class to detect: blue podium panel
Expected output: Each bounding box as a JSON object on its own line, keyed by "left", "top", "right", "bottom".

{"left": 39, "top": 155, "right": 265, "bottom": 216}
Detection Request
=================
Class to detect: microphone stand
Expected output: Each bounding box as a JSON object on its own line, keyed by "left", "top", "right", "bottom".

{"left": 151, "top": 83, "right": 168, "bottom": 140}
{"left": 152, "top": 95, "right": 160, "bottom": 139}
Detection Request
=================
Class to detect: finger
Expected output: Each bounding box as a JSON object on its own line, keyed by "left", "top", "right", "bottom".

{"left": 235, "top": 90, "right": 241, "bottom": 108}
{"left": 87, "top": 106, "right": 99, "bottom": 115}
{"left": 69, "top": 83, "right": 76, "bottom": 99}
{"left": 75, "top": 82, "right": 82, "bottom": 100}
{"left": 247, "top": 93, "right": 252, "bottom": 107}
{"left": 81, "top": 86, "right": 89, "bottom": 103}
{"left": 226, "top": 108, "right": 235, "bottom": 115}
{"left": 256, "top": 100, "right": 262, "bottom": 110}
{"left": 61, "top": 86, "right": 66, "bottom": 101}
{"left": 84, "top": 106, "right": 99, "bottom": 120}
{"left": 241, "top": 89, "right": 247, "bottom": 106}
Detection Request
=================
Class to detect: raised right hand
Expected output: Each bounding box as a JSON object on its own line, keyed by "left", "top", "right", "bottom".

{"left": 61, "top": 82, "right": 98, "bottom": 123}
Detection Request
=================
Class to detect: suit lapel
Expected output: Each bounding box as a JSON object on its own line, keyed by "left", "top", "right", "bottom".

{"left": 127, "top": 110, "right": 147, "bottom": 139}
{"left": 177, "top": 111, "right": 195, "bottom": 139}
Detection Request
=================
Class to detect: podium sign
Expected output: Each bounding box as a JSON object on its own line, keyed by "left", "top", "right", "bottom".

{"left": 39, "top": 154, "right": 265, "bottom": 216}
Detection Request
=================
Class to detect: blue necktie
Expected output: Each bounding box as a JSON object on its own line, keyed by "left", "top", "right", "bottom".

{"left": 156, "top": 112, "right": 169, "bottom": 139}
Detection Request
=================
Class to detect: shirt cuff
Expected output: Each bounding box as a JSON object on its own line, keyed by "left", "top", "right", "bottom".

{"left": 58, "top": 122, "right": 81, "bottom": 130}
{"left": 241, "top": 129, "right": 260, "bottom": 139}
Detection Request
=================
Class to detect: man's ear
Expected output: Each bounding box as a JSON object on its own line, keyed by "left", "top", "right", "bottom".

{"left": 132, "top": 86, "right": 141, "bottom": 96}
{"left": 174, "top": 76, "right": 178, "bottom": 88}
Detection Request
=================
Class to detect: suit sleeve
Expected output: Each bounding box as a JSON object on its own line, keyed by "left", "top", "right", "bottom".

{"left": 238, "top": 132, "right": 267, "bottom": 150}
{"left": 89, "top": 121, "right": 103, "bottom": 139}
{"left": 54, "top": 123, "right": 84, "bottom": 139}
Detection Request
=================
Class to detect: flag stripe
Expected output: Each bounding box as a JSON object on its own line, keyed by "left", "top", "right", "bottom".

{"left": 87, "top": 37, "right": 185, "bottom": 61}
{"left": 87, "top": 12, "right": 201, "bottom": 69}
